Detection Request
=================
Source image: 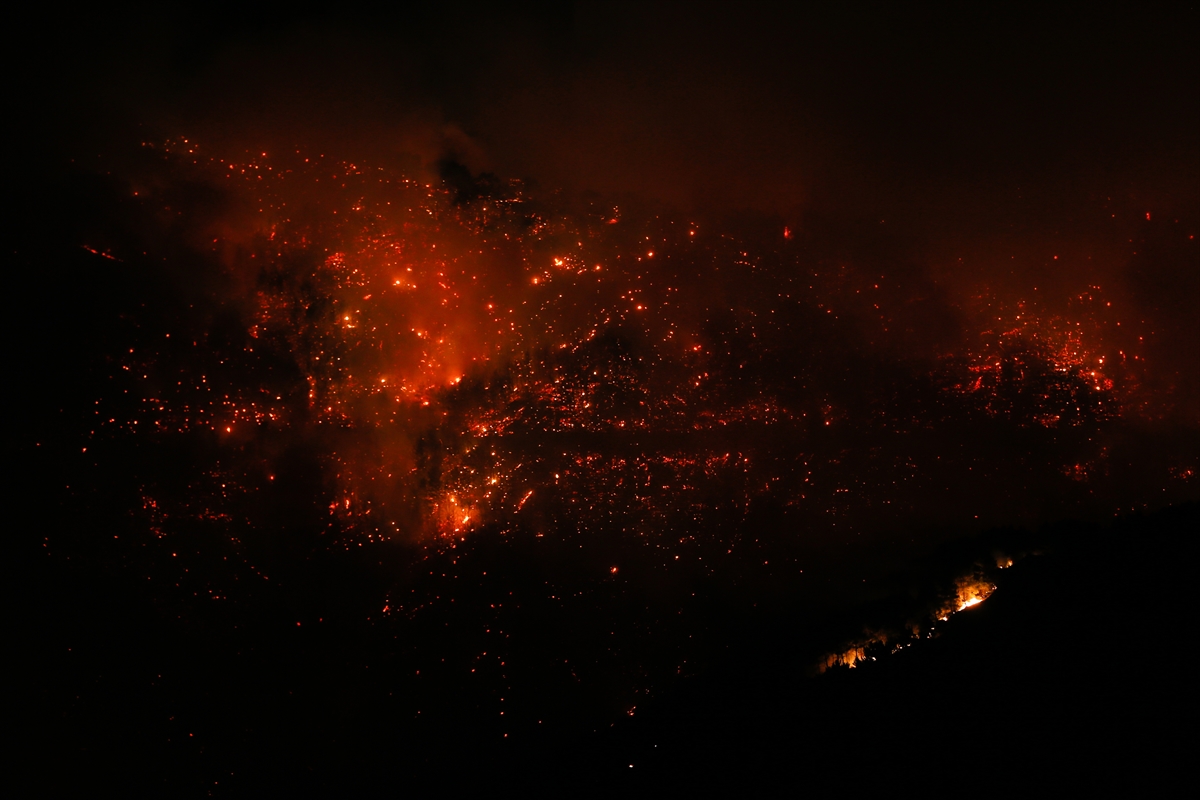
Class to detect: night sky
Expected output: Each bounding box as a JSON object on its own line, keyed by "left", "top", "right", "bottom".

{"left": 14, "top": 4, "right": 1198, "bottom": 794}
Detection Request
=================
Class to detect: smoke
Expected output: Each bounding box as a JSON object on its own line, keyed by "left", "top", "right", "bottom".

{"left": 11, "top": 12, "right": 1197, "bottom": 783}
{"left": 15, "top": 4, "right": 1196, "bottom": 552}
{"left": 24, "top": 6, "right": 1195, "bottom": 384}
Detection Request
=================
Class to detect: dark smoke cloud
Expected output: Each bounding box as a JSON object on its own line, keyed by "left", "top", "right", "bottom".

{"left": 23, "top": 5, "right": 1196, "bottom": 345}
{"left": 11, "top": 4, "right": 1196, "bottom": 424}
{"left": 11, "top": 4, "right": 1195, "bottom": 424}
{"left": 28, "top": 6, "right": 1197, "bottom": 202}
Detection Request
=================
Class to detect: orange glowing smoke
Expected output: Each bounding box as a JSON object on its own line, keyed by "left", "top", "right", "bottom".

{"left": 134, "top": 140, "right": 1177, "bottom": 555}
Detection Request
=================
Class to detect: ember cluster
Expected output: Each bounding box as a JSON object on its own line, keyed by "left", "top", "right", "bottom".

{"left": 58, "top": 140, "right": 1198, "bottom": 740}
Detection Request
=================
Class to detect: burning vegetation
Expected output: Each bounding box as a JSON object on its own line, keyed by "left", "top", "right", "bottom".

{"left": 55, "top": 138, "right": 1198, "bottom": 730}
{"left": 817, "top": 570, "right": 998, "bottom": 673}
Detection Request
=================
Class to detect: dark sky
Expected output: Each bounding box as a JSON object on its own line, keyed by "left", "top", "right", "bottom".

{"left": 24, "top": 3, "right": 1198, "bottom": 220}
{"left": 19, "top": 2, "right": 1196, "bottom": 404}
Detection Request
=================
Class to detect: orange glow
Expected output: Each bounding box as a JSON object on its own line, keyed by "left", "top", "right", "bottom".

{"left": 117, "top": 140, "right": 1184, "bottom": 563}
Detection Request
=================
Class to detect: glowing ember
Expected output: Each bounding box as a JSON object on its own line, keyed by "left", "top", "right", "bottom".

{"left": 950, "top": 578, "right": 996, "bottom": 616}
{"left": 64, "top": 137, "right": 1198, "bottom": 721}
{"left": 111, "top": 140, "right": 1184, "bottom": 560}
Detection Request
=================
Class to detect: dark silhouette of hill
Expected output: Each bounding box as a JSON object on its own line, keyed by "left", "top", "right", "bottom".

{"left": 601, "top": 503, "right": 1196, "bottom": 792}
{"left": 18, "top": 500, "right": 1194, "bottom": 794}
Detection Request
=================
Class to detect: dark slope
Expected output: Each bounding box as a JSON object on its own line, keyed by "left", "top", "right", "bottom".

{"left": 18, "top": 499, "right": 1194, "bottom": 794}
{"left": 608, "top": 503, "right": 1196, "bottom": 792}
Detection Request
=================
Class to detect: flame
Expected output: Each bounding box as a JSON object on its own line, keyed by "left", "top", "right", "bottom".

{"left": 818, "top": 576, "right": 997, "bottom": 672}
{"left": 950, "top": 578, "right": 995, "bottom": 615}
{"left": 110, "top": 140, "right": 1186, "bottom": 564}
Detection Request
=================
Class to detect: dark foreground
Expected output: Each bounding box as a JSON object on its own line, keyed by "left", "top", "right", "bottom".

{"left": 624, "top": 502, "right": 1195, "bottom": 792}
{"left": 20, "top": 503, "right": 1194, "bottom": 794}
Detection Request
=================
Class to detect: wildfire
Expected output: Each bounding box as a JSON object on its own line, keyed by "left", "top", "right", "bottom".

{"left": 935, "top": 577, "right": 996, "bottom": 620}
{"left": 92, "top": 140, "right": 1184, "bottom": 565}
{"left": 63, "top": 136, "right": 1196, "bottom": 743}
{"left": 819, "top": 575, "right": 997, "bottom": 672}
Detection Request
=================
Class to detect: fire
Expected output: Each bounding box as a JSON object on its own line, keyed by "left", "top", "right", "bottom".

{"left": 819, "top": 576, "right": 997, "bottom": 672}
{"left": 101, "top": 139, "right": 1191, "bottom": 565}
{"left": 950, "top": 577, "right": 995, "bottom": 615}
{"left": 62, "top": 134, "right": 1196, "bottom": 745}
